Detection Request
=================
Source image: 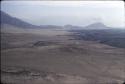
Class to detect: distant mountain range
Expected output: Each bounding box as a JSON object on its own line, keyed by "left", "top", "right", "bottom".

{"left": 0, "top": 10, "right": 118, "bottom": 30}
{"left": 63, "top": 22, "right": 109, "bottom": 30}
{"left": 1, "top": 11, "right": 64, "bottom": 29}
{"left": 1, "top": 11, "right": 125, "bottom": 48}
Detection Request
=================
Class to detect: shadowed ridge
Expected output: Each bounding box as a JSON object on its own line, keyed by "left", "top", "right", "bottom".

{"left": 0, "top": 10, "right": 40, "bottom": 29}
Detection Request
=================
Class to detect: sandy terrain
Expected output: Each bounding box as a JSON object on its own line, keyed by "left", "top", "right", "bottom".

{"left": 1, "top": 28, "right": 125, "bottom": 84}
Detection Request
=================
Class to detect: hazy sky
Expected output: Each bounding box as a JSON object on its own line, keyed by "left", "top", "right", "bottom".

{"left": 1, "top": 1, "right": 125, "bottom": 27}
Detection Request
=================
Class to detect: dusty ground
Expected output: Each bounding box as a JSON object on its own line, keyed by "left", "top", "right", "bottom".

{"left": 1, "top": 28, "right": 125, "bottom": 84}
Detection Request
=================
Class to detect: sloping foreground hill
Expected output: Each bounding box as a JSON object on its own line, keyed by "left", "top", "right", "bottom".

{"left": 1, "top": 32, "right": 125, "bottom": 84}
{"left": 0, "top": 11, "right": 40, "bottom": 29}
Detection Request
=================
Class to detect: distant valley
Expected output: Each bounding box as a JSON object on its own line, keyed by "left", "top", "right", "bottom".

{"left": 1, "top": 11, "right": 125, "bottom": 84}
{"left": 1, "top": 11, "right": 125, "bottom": 49}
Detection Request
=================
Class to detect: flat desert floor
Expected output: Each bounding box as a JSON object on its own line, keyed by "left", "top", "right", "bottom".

{"left": 1, "top": 29, "right": 125, "bottom": 84}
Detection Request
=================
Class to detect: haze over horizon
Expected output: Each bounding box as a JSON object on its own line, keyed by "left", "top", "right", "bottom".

{"left": 1, "top": 1, "right": 125, "bottom": 28}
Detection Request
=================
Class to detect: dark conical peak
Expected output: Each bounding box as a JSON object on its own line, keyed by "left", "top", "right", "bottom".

{"left": 85, "top": 22, "right": 107, "bottom": 29}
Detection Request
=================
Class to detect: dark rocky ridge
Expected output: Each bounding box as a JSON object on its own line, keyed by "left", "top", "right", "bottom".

{"left": 0, "top": 11, "right": 40, "bottom": 29}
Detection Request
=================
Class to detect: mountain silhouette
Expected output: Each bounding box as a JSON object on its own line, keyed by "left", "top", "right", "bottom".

{"left": 1, "top": 11, "right": 108, "bottom": 30}
{"left": 0, "top": 11, "right": 40, "bottom": 28}
{"left": 85, "top": 22, "right": 108, "bottom": 29}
